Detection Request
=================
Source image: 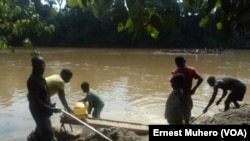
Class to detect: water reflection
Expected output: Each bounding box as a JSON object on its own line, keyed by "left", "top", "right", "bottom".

{"left": 0, "top": 48, "right": 249, "bottom": 140}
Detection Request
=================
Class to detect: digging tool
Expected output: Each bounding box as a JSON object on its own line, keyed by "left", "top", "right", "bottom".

{"left": 190, "top": 112, "right": 204, "bottom": 123}
{"left": 61, "top": 109, "right": 113, "bottom": 141}
{"left": 190, "top": 104, "right": 216, "bottom": 123}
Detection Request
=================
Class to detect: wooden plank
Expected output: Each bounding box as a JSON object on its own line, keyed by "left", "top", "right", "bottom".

{"left": 60, "top": 116, "right": 149, "bottom": 135}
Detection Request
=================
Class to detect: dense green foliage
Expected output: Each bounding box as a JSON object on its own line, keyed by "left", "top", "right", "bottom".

{"left": 0, "top": 0, "right": 249, "bottom": 49}
{"left": 0, "top": 0, "right": 54, "bottom": 49}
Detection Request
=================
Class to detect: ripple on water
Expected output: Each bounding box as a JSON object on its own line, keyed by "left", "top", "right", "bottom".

{"left": 128, "top": 95, "right": 167, "bottom": 124}
{"left": 0, "top": 95, "right": 33, "bottom": 141}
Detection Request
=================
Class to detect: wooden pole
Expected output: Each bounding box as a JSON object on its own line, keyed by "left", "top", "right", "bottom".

{"left": 61, "top": 109, "right": 113, "bottom": 141}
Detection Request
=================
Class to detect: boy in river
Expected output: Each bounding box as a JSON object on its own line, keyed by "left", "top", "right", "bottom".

{"left": 79, "top": 81, "right": 105, "bottom": 119}
{"left": 165, "top": 73, "right": 185, "bottom": 125}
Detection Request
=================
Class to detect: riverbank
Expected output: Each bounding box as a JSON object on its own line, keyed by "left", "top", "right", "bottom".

{"left": 193, "top": 103, "right": 250, "bottom": 125}
{"left": 27, "top": 104, "right": 250, "bottom": 141}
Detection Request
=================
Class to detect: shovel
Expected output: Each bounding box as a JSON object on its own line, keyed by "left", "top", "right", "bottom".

{"left": 190, "top": 104, "right": 216, "bottom": 123}
{"left": 61, "top": 109, "right": 113, "bottom": 141}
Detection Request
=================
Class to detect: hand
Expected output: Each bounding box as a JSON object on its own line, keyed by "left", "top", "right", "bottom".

{"left": 190, "top": 89, "right": 195, "bottom": 95}
{"left": 52, "top": 107, "right": 61, "bottom": 113}
{"left": 67, "top": 108, "right": 73, "bottom": 114}
{"left": 203, "top": 108, "right": 208, "bottom": 113}
{"left": 216, "top": 100, "right": 221, "bottom": 105}
{"left": 190, "top": 87, "right": 197, "bottom": 95}
{"left": 84, "top": 102, "right": 89, "bottom": 107}
{"left": 51, "top": 103, "right": 56, "bottom": 107}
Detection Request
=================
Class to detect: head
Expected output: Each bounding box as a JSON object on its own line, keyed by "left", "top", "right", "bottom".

{"left": 175, "top": 56, "right": 186, "bottom": 68}
{"left": 170, "top": 73, "right": 185, "bottom": 89}
{"left": 207, "top": 76, "right": 216, "bottom": 87}
{"left": 60, "top": 68, "right": 73, "bottom": 83}
{"left": 31, "top": 56, "right": 45, "bottom": 75}
{"left": 81, "top": 81, "right": 89, "bottom": 93}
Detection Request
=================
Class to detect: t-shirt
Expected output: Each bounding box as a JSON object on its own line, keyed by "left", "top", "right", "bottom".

{"left": 81, "top": 89, "right": 104, "bottom": 113}
{"left": 171, "top": 66, "right": 201, "bottom": 98}
{"left": 27, "top": 73, "right": 53, "bottom": 117}
{"left": 45, "top": 74, "right": 65, "bottom": 97}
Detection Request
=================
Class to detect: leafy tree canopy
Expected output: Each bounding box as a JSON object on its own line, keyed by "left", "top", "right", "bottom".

{"left": 0, "top": 0, "right": 55, "bottom": 49}
{"left": 197, "top": 0, "right": 250, "bottom": 39}
{"left": 67, "top": 0, "right": 179, "bottom": 41}
{"left": 67, "top": 0, "right": 250, "bottom": 40}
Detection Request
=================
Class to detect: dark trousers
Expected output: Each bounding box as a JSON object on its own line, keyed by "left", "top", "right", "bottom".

{"left": 33, "top": 116, "right": 55, "bottom": 141}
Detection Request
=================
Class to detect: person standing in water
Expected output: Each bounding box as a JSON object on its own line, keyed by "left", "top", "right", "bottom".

{"left": 165, "top": 73, "right": 185, "bottom": 125}
{"left": 171, "top": 56, "right": 203, "bottom": 124}
{"left": 27, "top": 56, "right": 61, "bottom": 141}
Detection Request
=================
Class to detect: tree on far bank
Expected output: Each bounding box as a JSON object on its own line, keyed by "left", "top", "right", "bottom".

{"left": 0, "top": 0, "right": 55, "bottom": 48}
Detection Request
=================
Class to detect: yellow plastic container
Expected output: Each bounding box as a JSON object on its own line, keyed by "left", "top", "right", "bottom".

{"left": 73, "top": 102, "right": 88, "bottom": 119}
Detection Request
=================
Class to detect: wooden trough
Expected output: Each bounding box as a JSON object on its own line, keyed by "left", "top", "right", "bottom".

{"left": 60, "top": 116, "right": 149, "bottom": 135}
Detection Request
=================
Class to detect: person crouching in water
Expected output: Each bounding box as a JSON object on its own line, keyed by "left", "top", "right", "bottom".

{"left": 165, "top": 73, "right": 185, "bottom": 125}
{"left": 79, "top": 81, "right": 104, "bottom": 119}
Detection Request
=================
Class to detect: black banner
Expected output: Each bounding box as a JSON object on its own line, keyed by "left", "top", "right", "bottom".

{"left": 149, "top": 125, "right": 250, "bottom": 140}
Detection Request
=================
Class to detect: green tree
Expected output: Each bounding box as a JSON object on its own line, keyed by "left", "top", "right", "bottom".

{"left": 198, "top": 0, "right": 250, "bottom": 39}
{"left": 0, "top": 0, "right": 55, "bottom": 48}
{"left": 66, "top": 0, "right": 179, "bottom": 43}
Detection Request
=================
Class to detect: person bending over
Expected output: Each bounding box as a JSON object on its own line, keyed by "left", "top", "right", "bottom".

{"left": 203, "top": 76, "right": 246, "bottom": 113}
{"left": 46, "top": 68, "right": 73, "bottom": 113}
{"left": 79, "top": 81, "right": 104, "bottom": 119}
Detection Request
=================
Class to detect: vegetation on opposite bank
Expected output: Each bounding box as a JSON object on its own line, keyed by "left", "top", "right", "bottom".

{"left": 1, "top": 0, "right": 250, "bottom": 50}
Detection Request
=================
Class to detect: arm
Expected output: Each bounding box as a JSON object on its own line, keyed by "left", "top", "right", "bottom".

{"left": 203, "top": 86, "right": 218, "bottom": 113}
{"left": 79, "top": 97, "right": 87, "bottom": 102}
{"left": 30, "top": 81, "right": 60, "bottom": 113}
{"left": 58, "top": 89, "right": 73, "bottom": 113}
{"left": 190, "top": 76, "right": 203, "bottom": 95}
{"left": 216, "top": 89, "right": 227, "bottom": 105}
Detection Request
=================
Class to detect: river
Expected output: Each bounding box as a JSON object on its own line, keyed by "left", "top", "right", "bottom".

{"left": 0, "top": 48, "right": 249, "bottom": 140}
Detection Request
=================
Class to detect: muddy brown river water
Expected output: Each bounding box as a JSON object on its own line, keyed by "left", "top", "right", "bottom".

{"left": 0, "top": 48, "right": 249, "bottom": 140}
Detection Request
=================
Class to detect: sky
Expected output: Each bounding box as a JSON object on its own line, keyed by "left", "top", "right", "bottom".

{"left": 41, "top": 0, "right": 67, "bottom": 10}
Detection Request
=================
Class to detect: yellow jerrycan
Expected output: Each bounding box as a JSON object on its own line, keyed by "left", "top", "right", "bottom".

{"left": 73, "top": 102, "right": 88, "bottom": 119}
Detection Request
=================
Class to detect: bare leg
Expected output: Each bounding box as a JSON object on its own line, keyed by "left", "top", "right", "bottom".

{"left": 224, "top": 92, "right": 236, "bottom": 111}
{"left": 224, "top": 99, "right": 230, "bottom": 111}
{"left": 184, "top": 98, "right": 193, "bottom": 124}
{"left": 232, "top": 100, "right": 240, "bottom": 108}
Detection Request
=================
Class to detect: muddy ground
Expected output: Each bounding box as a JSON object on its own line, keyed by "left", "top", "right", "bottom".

{"left": 27, "top": 104, "right": 250, "bottom": 141}
{"left": 193, "top": 103, "right": 250, "bottom": 125}
{"left": 27, "top": 126, "right": 148, "bottom": 141}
